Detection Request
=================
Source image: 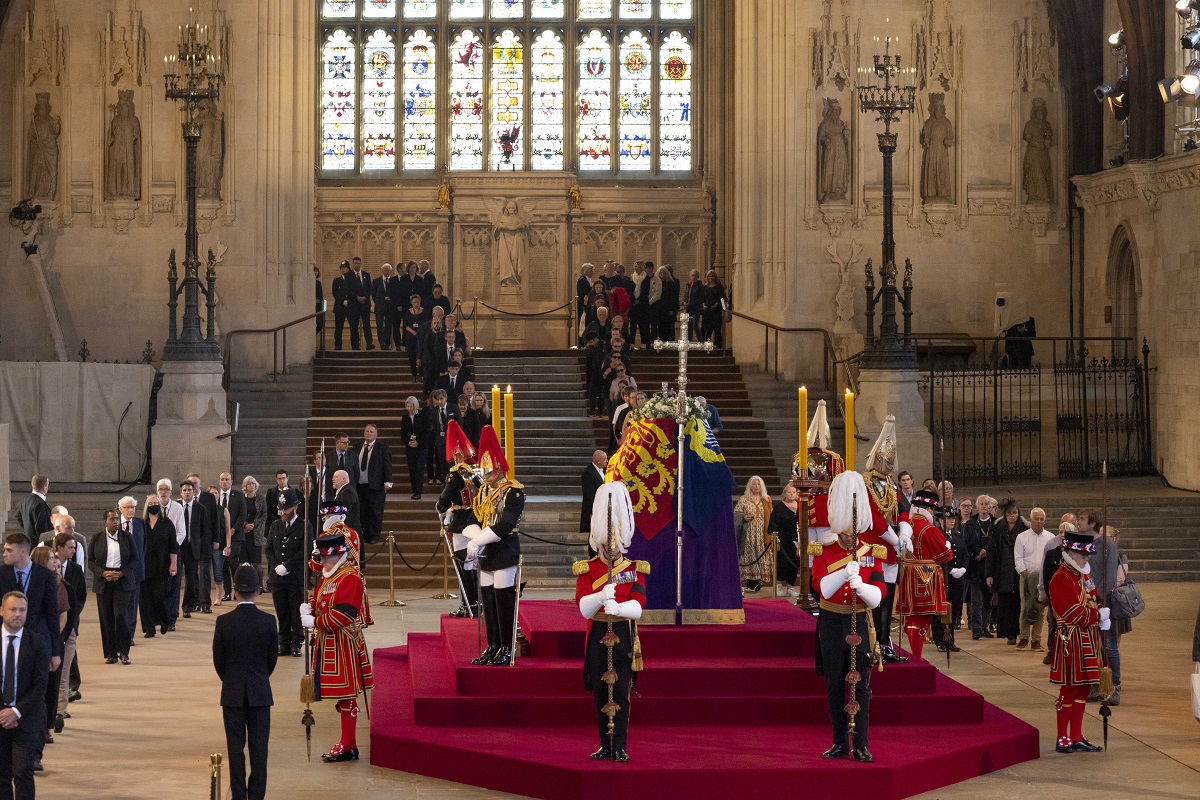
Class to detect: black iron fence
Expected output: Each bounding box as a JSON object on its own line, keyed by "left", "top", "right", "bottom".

{"left": 1054, "top": 344, "right": 1153, "bottom": 478}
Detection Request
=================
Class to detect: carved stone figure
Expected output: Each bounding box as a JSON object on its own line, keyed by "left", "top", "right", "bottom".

{"left": 438, "top": 179, "right": 451, "bottom": 209}
{"left": 569, "top": 182, "right": 582, "bottom": 210}
{"left": 919, "top": 93, "right": 954, "bottom": 203}
{"left": 105, "top": 90, "right": 142, "bottom": 200}
{"left": 491, "top": 199, "right": 528, "bottom": 287}
{"left": 817, "top": 98, "right": 851, "bottom": 203}
{"left": 195, "top": 98, "right": 225, "bottom": 201}
{"left": 25, "top": 92, "right": 60, "bottom": 200}
{"left": 1022, "top": 98, "right": 1054, "bottom": 204}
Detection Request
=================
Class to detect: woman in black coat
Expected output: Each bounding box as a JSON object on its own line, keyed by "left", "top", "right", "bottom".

{"left": 141, "top": 495, "right": 179, "bottom": 636}
{"left": 699, "top": 270, "right": 727, "bottom": 348}
{"left": 658, "top": 266, "right": 680, "bottom": 341}
{"left": 767, "top": 484, "right": 801, "bottom": 594}
{"left": 400, "top": 395, "right": 431, "bottom": 500}
{"left": 985, "top": 497, "right": 1027, "bottom": 645}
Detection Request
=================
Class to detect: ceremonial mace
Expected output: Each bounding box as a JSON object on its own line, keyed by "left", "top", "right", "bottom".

{"left": 299, "top": 438, "right": 323, "bottom": 761}
{"left": 938, "top": 437, "right": 952, "bottom": 670}
{"left": 600, "top": 495, "right": 621, "bottom": 759}
{"left": 845, "top": 493, "right": 863, "bottom": 747}
{"left": 1098, "top": 460, "right": 1114, "bottom": 749}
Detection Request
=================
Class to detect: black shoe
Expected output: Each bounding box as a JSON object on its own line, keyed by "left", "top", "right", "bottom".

{"left": 63, "top": 712, "right": 70, "bottom": 719}
{"left": 221, "top": 593, "right": 232, "bottom": 602}
{"left": 947, "top": 643, "right": 961, "bottom": 652}
{"left": 472, "top": 647, "right": 499, "bottom": 665}
{"left": 1006, "top": 637, "right": 1018, "bottom": 645}
{"left": 120, "top": 654, "right": 131, "bottom": 665}
{"left": 980, "top": 630, "right": 995, "bottom": 639}
{"left": 322, "top": 747, "right": 359, "bottom": 762}
{"left": 936, "top": 644, "right": 947, "bottom": 653}
{"left": 105, "top": 657, "right": 118, "bottom": 664}
{"left": 202, "top": 605, "right": 212, "bottom": 614}
{"left": 882, "top": 647, "right": 907, "bottom": 664}
{"left": 410, "top": 494, "right": 420, "bottom": 500}
{"left": 1055, "top": 742, "right": 1074, "bottom": 754}
{"left": 1071, "top": 738, "right": 1102, "bottom": 752}
{"left": 611, "top": 749, "right": 630, "bottom": 762}
{"left": 853, "top": 747, "right": 874, "bottom": 762}
{"left": 590, "top": 747, "right": 611, "bottom": 760}
{"left": 183, "top": 611, "right": 191, "bottom": 619}
{"left": 69, "top": 691, "right": 81, "bottom": 702}
{"left": 278, "top": 647, "right": 291, "bottom": 658}
{"left": 144, "top": 632, "right": 156, "bottom": 638}
{"left": 486, "top": 647, "right": 513, "bottom": 666}
{"left": 449, "top": 606, "right": 469, "bottom": 618}
{"left": 972, "top": 633, "right": 982, "bottom": 640}
{"left": 822, "top": 744, "right": 849, "bottom": 759}
{"left": 292, "top": 645, "right": 303, "bottom": 657}
{"left": 1042, "top": 652, "right": 1053, "bottom": 665}
{"left": 53, "top": 714, "right": 64, "bottom": 734}
{"left": 33, "top": 760, "right": 42, "bottom": 772}
{"left": 167, "top": 624, "right": 176, "bottom": 632}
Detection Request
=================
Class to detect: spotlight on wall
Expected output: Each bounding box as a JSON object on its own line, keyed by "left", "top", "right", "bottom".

{"left": 1160, "top": 76, "right": 1186, "bottom": 103}
{"left": 1181, "top": 61, "right": 1200, "bottom": 95}
{"left": 1095, "top": 74, "right": 1129, "bottom": 119}
{"left": 1179, "top": 0, "right": 1200, "bottom": 17}
{"left": 1108, "top": 30, "right": 1125, "bottom": 48}
{"left": 1184, "top": 27, "right": 1200, "bottom": 49}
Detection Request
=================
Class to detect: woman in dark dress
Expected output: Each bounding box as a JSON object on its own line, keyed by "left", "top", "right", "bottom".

{"left": 402, "top": 294, "right": 429, "bottom": 377}
{"left": 462, "top": 391, "right": 490, "bottom": 448}
{"left": 659, "top": 265, "right": 680, "bottom": 341}
{"left": 141, "top": 494, "right": 179, "bottom": 636}
{"left": 238, "top": 477, "right": 266, "bottom": 589}
{"left": 768, "top": 483, "right": 801, "bottom": 596}
{"left": 400, "top": 395, "right": 431, "bottom": 500}
{"left": 700, "top": 269, "right": 728, "bottom": 348}
{"left": 986, "top": 497, "right": 1027, "bottom": 645}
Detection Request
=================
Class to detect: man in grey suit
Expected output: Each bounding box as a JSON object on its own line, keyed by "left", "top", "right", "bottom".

{"left": 14, "top": 477, "right": 51, "bottom": 543}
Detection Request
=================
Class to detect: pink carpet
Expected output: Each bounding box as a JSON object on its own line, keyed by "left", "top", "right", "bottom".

{"left": 370, "top": 600, "right": 1039, "bottom": 800}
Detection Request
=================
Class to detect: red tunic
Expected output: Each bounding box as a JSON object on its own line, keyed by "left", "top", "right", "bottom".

{"left": 1048, "top": 558, "right": 1104, "bottom": 686}
{"left": 573, "top": 556, "right": 647, "bottom": 636}
{"left": 308, "top": 522, "right": 373, "bottom": 627}
{"left": 895, "top": 516, "right": 953, "bottom": 616}
{"left": 310, "top": 559, "right": 374, "bottom": 701}
{"left": 811, "top": 539, "right": 886, "bottom": 612}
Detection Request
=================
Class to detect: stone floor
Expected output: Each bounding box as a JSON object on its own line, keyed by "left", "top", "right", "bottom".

{"left": 37, "top": 583, "right": 1200, "bottom": 800}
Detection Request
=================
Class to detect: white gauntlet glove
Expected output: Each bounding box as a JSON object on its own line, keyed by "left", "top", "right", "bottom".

{"left": 950, "top": 567, "right": 966, "bottom": 579}
{"left": 1098, "top": 606, "right": 1111, "bottom": 631}
{"left": 466, "top": 540, "right": 480, "bottom": 560}
{"left": 299, "top": 603, "right": 312, "bottom": 617}
{"left": 599, "top": 583, "right": 617, "bottom": 602}
{"left": 301, "top": 612, "right": 316, "bottom": 629}
{"left": 847, "top": 574, "right": 864, "bottom": 591}
{"left": 603, "top": 599, "right": 622, "bottom": 617}
{"left": 844, "top": 560, "right": 860, "bottom": 579}
{"left": 274, "top": 564, "right": 288, "bottom": 577}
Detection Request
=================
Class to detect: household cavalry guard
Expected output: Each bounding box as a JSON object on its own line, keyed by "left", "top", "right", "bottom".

{"left": 573, "top": 482, "right": 648, "bottom": 763}
{"left": 312, "top": 503, "right": 373, "bottom": 627}
{"left": 436, "top": 420, "right": 479, "bottom": 618}
{"left": 858, "top": 415, "right": 912, "bottom": 664}
{"left": 1048, "top": 528, "right": 1111, "bottom": 753}
{"left": 798, "top": 399, "right": 846, "bottom": 554}
{"left": 810, "top": 471, "right": 888, "bottom": 763}
{"left": 300, "top": 531, "right": 374, "bottom": 763}
{"left": 893, "top": 490, "right": 953, "bottom": 662}
{"left": 462, "top": 425, "right": 525, "bottom": 666}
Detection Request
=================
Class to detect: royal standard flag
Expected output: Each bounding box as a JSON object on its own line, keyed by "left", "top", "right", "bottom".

{"left": 681, "top": 418, "right": 737, "bottom": 527}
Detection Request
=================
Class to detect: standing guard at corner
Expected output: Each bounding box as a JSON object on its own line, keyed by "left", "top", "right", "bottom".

{"left": 894, "top": 490, "right": 953, "bottom": 662}
{"left": 310, "top": 504, "right": 373, "bottom": 628}
{"left": 436, "top": 420, "right": 479, "bottom": 618}
{"left": 462, "top": 426, "right": 525, "bottom": 666}
{"left": 858, "top": 415, "right": 911, "bottom": 663}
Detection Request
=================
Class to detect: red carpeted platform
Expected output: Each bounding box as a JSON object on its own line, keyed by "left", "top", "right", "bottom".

{"left": 370, "top": 600, "right": 1039, "bottom": 800}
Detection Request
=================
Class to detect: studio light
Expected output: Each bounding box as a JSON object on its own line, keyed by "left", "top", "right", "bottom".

{"left": 1181, "top": 61, "right": 1200, "bottom": 95}
{"left": 1183, "top": 27, "right": 1200, "bottom": 49}
{"left": 1108, "top": 30, "right": 1124, "bottom": 48}
{"left": 1160, "top": 75, "right": 1186, "bottom": 103}
{"left": 1179, "top": 0, "right": 1200, "bottom": 17}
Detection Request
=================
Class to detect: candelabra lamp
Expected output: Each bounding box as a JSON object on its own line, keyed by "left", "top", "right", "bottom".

{"left": 162, "top": 9, "right": 223, "bottom": 362}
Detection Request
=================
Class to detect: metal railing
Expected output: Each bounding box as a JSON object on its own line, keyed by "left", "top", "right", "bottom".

{"left": 728, "top": 311, "right": 855, "bottom": 392}
{"left": 909, "top": 333, "right": 1142, "bottom": 369}
{"left": 221, "top": 301, "right": 326, "bottom": 390}
{"left": 455, "top": 297, "right": 577, "bottom": 349}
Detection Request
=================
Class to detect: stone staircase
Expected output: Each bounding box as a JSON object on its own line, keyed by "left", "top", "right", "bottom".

{"left": 228, "top": 366, "right": 313, "bottom": 484}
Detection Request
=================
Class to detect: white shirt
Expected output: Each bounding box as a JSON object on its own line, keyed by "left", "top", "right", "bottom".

{"left": 1014, "top": 528, "right": 1056, "bottom": 575}
{"left": 181, "top": 501, "right": 195, "bottom": 545}
{"left": 359, "top": 442, "right": 374, "bottom": 484}
{"left": 162, "top": 499, "right": 186, "bottom": 545}
{"left": 105, "top": 532, "right": 123, "bottom": 569}
{"left": 219, "top": 490, "right": 230, "bottom": 508}
{"left": 1, "top": 627, "right": 24, "bottom": 715}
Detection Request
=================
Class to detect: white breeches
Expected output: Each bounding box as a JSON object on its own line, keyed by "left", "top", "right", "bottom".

{"left": 480, "top": 566, "right": 518, "bottom": 589}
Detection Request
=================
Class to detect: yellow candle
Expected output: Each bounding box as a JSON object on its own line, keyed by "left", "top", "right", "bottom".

{"left": 798, "top": 386, "right": 808, "bottom": 456}
{"left": 491, "top": 385, "right": 502, "bottom": 432}
{"left": 844, "top": 389, "right": 855, "bottom": 469}
{"left": 504, "top": 387, "right": 515, "bottom": 476}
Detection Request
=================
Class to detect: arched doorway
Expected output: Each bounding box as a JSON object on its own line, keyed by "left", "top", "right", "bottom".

{"left": 1106, "top": 226, "right": 1140, "bottom": 360}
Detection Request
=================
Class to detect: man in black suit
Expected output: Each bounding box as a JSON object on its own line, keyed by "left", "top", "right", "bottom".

{"left": 187, "top": 473, "right": 222, "bottom": 614}
{"left": 52, "top": 534, "right": 85, "bottom": 731}
{"left": 331, "top": 471, "right": 362, "bottom": 536}
{"left": 346, "top": 256, "right": 374, "bottom": 351}
{"left": 264, "top": 490, "right": 307, "bottom": 658}
{"left": 213, "top": 565, "right": 278, "bottom": 800}
{"left": 216, "top": 473, "right": 247, "bottom": 604}
{"left": 14, "top": 476, "right": 51, "bottom": 543}
{"left": 420, "top": 317, "right": 448, "bottom": 393}
{"left": 355, "top": 424, "right": 393, "bottom": 545}
{"left": 88, "top": 511, "right": 136, "bottom": 665}
{"left": 372, "top": 262, "right": 401, "bottom": 350}
{"left": 331, "top": 260, "right": 350, "bottom": 351}
{"left": 0, "top": 534, "right": 62, "bottom": 675}
{"left": 263, "top": 471, "right": 291, "bottom": 542}
{"left": 435, "top": 362, "right": 466, "bottom": 408}
{"left": 627, "top": 262, "right": 652, "bottom": 347}
{"left": 178, "top": 480, "right": 211, "bottom": 618}
{"left": 116, "top": 496, "right": 147, "bottom": 645}
{"left": 324, "top": 434, "right": 360, "bottom": 501}
{"left": 0, "top": 590, "right": 50, "bottom": 800}
{"left": 426, "top": 390, "right": 451, "bottom": 485}
{"left": 580, "top": 450, "right": 608, "bottom": 557}
{"left": 444, "top": 314, "right": 468, "bottom": 352}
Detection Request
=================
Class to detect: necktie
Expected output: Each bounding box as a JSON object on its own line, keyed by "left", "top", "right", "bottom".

{"left": 221, "top": 491, "right": 227, "bottom": 509}
{"left": 2, "top": 635, "right": 13, "bottom": 706}
{"left": 15, "top": 571, "right": 26, "bottom": 592}
{"left": 361, "top": 443, "right": 372, "bottom": 471}
{"left": 123, "top": 521, "right": 130, "bottom": 534}
{"left": 184, "top": 504, "right": 192, "bottom": 540}
{"left": 338, "top": 452, "right": 346, "bottom": 470}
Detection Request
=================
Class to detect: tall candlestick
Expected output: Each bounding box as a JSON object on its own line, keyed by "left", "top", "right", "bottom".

{"left": 503, "top": 386, "right": 515, "bottom": 477}
{"left": 798, "top": 386, "right": 808, "bottom": 457}
{"left": 491, "top": 385, "right": 502, "bottom": 434}
{"left": 844, "top": 389, "right": 856, "bottom": 469}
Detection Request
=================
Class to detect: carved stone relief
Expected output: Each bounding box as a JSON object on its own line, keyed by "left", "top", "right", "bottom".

{"left": 105, "top": 89, "right": 141, "bottom": 200}
{"left": 25, "top": 92, "right": 60, "bottom": 200}
{"left": 919, "top": 92, "right": 955, "bottom": 203}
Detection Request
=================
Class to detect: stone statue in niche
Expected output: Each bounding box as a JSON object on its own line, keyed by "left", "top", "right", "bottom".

{"left": 817, "top": 98, "right": 851, "bottom": 203}
{"left": 105, "top": 90, "right": 142, "bottom": 200}
{"left": 489, "top": 199, "right": 529, "bottom": 288}
{"left": 1022, "top": 97, "right": 1054, "bottom": 204}
{"left": 195, "top": 98, "right": 225, "bottom": 201}
{"left": 919, "top": 93, "right": 954, "bottom": 203}
{"left": 25, "top": 92, "right": 60, "bottom": 200}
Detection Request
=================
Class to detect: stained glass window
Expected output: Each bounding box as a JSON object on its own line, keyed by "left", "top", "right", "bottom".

{"left": 450, "top": 29, "right": 485, "bottom": 169}
{"left": 449, "top": 0, "right": 484, "bottom": 18}
{"left": 618, "top": 30, "right": 652, "bottom": 170}
{"left": 578, "top": 30, "right": 611, "bottom": 170}
{"left": 490, "top": 30, "right": 525, "bottom": 169}
{"left": 364, "top": 0, "right": 398, "bottom": 18}
{"left": 618, "top": 0, "right": 651, "bottom": 20}
{"left": 530, "top": 30, "right": 564, "bottom": 169}
{"left": 404, "top": 0, "right": 437, "bottom": 17}
{"left": 659, "top": 30, "right": 692, "bottom": 171}
{"left": 530, "top": 0, "right": 564, "bottom": 19}
{"left": 361, "top": 30, "right": 397, "bottom": 170}
{"left": 660, "top": 0, "right": 691, "bottom": 19}
{"left": 402, "top": 29, "right": 436, "bottom": 169}
{"left": 579, "top": 0, "right": 611, "bottom": 19}
{"left": 322, "top": 0, "right": 356, "bottom": 19}
{"left": 491, "top": 0, "right": 523, "bottom": 19}
{"left": 322, "top": 29, "right": 356, "bottom": 170}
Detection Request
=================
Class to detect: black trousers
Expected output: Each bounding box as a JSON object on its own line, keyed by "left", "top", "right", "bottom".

{"left": 334, "top": 308, "right": 348, "bottom": 349}
{"left": 995, "top": 590, "right": 1021, "bottom": 639}
{"left": 240, "top": 543, "right": 264, "bottom": 590}
{"left": 140, "top": 576, "right": 170, "bottom": 635}
{"left": 181, "top": 547, "right": 199, "bottom": 610}
{"left": 357, "top": 485, "right": 385, "bottom": 543}
{"left": 427, "top": 436, "right": 447, "bottom": 482}
{"left": 405, "top": 445, "right": 427, "bottom": 495}
{"left": 629, "top": 304, "right": 651, "bottom": 347}
{"left": 45, "top": 661, "right": 62, "bottom": 729}
{"left": 375, "top": 309, "right": 397, "bottom": 350}
{"left": 271, "top": 583, "right": 303, "bottom": 648}
{"left": 817, "top": 609, "right": 872, "bottom": 750}
{"left": 701, "top": 311, "right": 724, "bottom": 348}
{"left": 585, "top": 620, "right": 634, "bottom": 750}
{"left": 347, "top": 304, "right": 373, "bottom": 349}
{"left": 931, "top": 575, "right": 965, "bottom": 644}
{"left": 453, "top": 550, "right": 479, "bottom": 610}
{"left": 96, "top": 581, "right": 131, "bottom": 658}
{"left": 0, "top": 727, "right": 39, "bottom": 800}
{"left": 125, "top": 581, "right": 140, "bottom": 641}
{"left": 872, "top": 582, "right": 896, "bottom": 648}
{"left": 403, "top": 333, "right": 420, "bottom": 375}
{"left": 224, "top": 704, "right": 271, "bottom": 800}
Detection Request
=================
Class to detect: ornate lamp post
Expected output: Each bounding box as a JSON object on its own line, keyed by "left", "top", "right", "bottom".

{"left": 162, "top": 10, "right": 222, "bottom": 362}
{"left": 857, "top": 37, "right": 918, "bottom": 371}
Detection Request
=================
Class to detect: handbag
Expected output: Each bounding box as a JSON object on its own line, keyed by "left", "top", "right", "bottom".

{"left": 1109, "top": 576, "right": 1146, "bottom": 620}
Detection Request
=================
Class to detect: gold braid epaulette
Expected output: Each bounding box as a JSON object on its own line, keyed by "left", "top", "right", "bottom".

{"left": 635, "top": 560, "right": 650, "bottom": 574}
{"left": 572, "top": 560, "right": 590, "bottom": 575}
{"left": 449, "top": 462, "right": 475, "bottom": 478}
{"left": 808, "top": 541, "right": 824, "bottom": 556}
{"left": 864, "top": 470, "right": 898, "bottom": 516}
{"left": 871, "top": 544, "right": 887, "bottom": 559}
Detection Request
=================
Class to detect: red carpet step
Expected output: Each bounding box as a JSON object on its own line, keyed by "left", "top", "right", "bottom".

{"left": 370, "top": 600, "right": 1039, "bottom": 800}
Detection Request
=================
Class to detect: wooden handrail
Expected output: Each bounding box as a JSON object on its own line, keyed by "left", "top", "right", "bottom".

{"left": 222, "top": 302, "right": 326, "bottom": 390}
{"left": 728, "top": 310, "right": 849, "bottom": 390}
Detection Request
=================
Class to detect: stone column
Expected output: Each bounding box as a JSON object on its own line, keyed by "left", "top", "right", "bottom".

{"left": 151, "top": 361, "right": 231, "bottom": 485}
{"left": 0, "top": 424, "right": 10, "bottom": 537}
